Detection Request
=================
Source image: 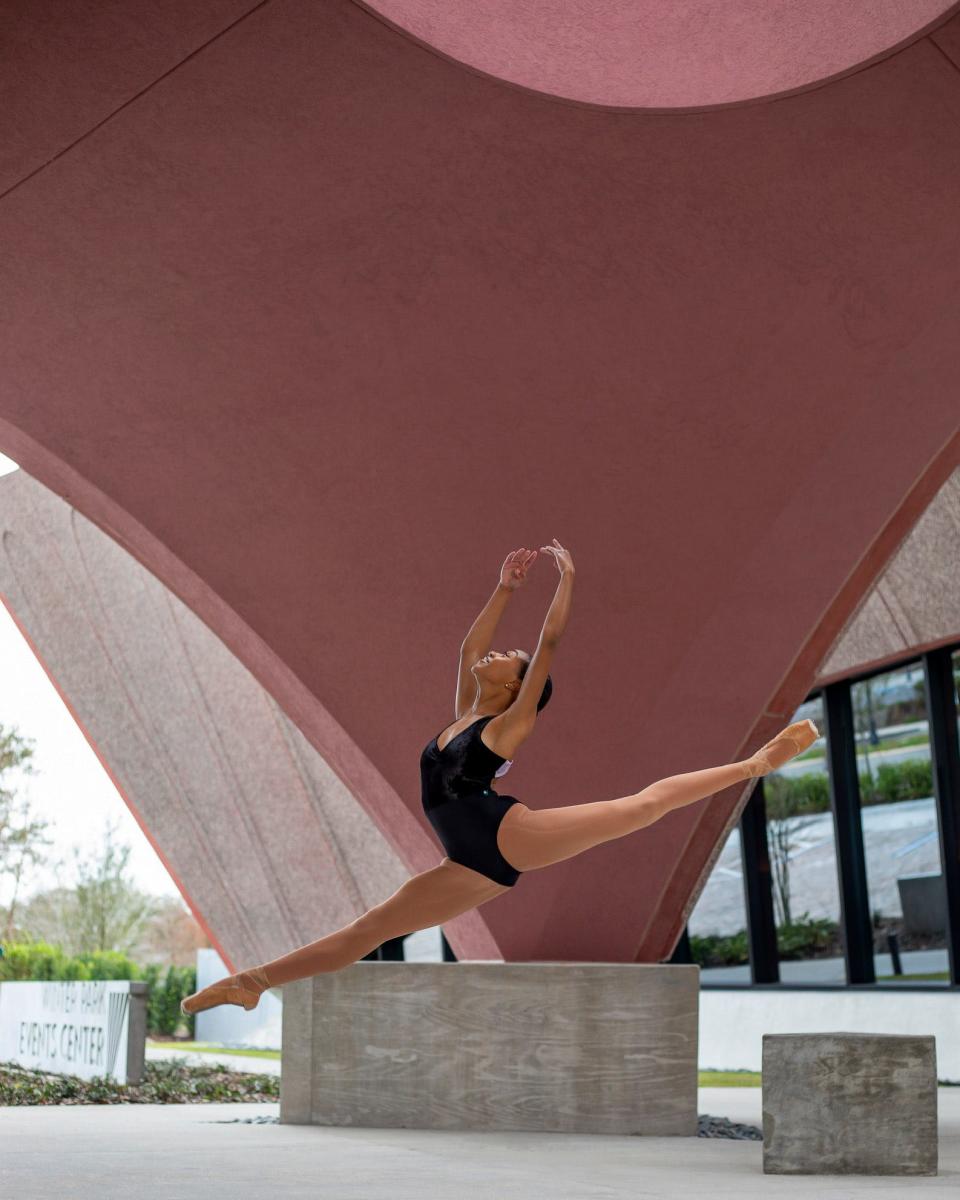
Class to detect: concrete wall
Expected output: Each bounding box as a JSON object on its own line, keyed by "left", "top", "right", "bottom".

{"left": 700, "top": 988, "right": 960, "bottom": 1081}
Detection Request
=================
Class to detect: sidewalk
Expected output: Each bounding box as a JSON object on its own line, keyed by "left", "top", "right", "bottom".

{"left": 701, "top": 946, "right": 949, "bottom": 984}
{"left": 2, "top": 1091, "right": 957, "bottom": 1198}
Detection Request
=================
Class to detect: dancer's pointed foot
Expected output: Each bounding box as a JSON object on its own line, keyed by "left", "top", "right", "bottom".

{"left": 180, "top": 964, "right": 272, "bottom": 1015}
{"left": 741, "top": 718, "right": 819, "bottom": 779}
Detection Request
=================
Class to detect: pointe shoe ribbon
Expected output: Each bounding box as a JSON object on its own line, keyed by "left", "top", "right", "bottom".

{"left": 180, "top": 964, "right": 272, "bottom": 1016}
{"left": 742, "top": 718, "right": 819, "bottom": 779}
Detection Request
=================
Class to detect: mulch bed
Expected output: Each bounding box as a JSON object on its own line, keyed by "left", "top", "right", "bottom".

{"left": 0, "top": 1058, "right": 279, "bottom": 1106}
{"left": 4, "top": 1059, "right": 767, "bottom": 1139}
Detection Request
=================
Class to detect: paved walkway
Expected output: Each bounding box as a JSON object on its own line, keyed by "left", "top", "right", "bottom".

{"left": 3, "top": 1089, "right": 958, "bottom": 1198}
{"left": 701, "top": 946, "right": 949, "bottom": 985}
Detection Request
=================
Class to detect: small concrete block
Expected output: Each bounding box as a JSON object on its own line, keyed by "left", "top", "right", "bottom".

{"left": 762, "top": 1032, "right": 937, "bottom": 1175}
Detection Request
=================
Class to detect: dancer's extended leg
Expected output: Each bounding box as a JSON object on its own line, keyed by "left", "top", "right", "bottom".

{"left": 181, "top": 858, "right": 509, "bottom": 1014}
{"left": 496, "top": 718, "right": 818, "bottom": 873}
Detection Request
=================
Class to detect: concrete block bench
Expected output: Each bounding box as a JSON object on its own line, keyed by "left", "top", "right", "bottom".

{"left": 762, "top": 1032, "right": 937, "bottom": 1175}
{"left": 280, "top": 961, "right": 699, "bottom": 1135}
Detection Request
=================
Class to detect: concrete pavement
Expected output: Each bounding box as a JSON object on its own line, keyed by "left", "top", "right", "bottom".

{"left": 2, "top": 1089, "right": 958, "bottom": 1198}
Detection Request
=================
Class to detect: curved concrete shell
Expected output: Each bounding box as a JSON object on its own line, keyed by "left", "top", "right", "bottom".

{"left": 0, "top": 469, "right": 413, "bottom": 974}
{"left": 1, "top": 2, "right": 959, "bottom": 962}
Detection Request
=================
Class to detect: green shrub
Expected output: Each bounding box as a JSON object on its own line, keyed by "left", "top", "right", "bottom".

{"left": 0, "top": 939, "right": 196, "bottom": 1038}
{"left": 862, "top": 759, "right": 932, "bottom": 805}
{"left": 147, "top": 964, "right": 196, "bottom": 1037}
{"left": 764, "top": 756, "right": 933, "bottom": 817}
{"left": 785, "top": 771, "right": 832, "bottom": 815}
{"left": 0, "top": 941, "right": 83, "bottom": 981}
{"left": 776, "top": 913, "right": 836, "bottom": 959}
{"left": 74, "top": 949, "right": 141, "bottom": 980}
{"left": 689, "top": 929, "right": 749, "bottom": 967}
{"left": 691, "top": 914, "right": 839, "bottom": 968}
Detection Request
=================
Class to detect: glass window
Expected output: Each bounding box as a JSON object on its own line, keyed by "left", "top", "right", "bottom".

{"left": 852, "top": 661, "right": 949, "bottom": 985}
{"left": 688, "top": 824, "right": 749, "bottom": 983}
{"left": 763, "top": 694, "right": 845, "bottom": 982}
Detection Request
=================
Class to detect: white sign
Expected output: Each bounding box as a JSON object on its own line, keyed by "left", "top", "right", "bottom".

{"left": 0, "top": 979, "right": 146, "bottom": 1083}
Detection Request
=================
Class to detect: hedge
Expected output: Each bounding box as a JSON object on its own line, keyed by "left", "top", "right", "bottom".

{"left": 770, "top": 756, "right": 933, "bottom": 816}
{"left": 690, "top": 914, "right": 837, "bottom": 968}
{"left": 0, "top": 941, "right": 197, "bottom": 1037}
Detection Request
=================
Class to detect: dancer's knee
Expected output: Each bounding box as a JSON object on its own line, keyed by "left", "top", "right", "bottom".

{"left": 350, "top": 884, "right": 426, "bottom": 947}
{"left": 339, "top": 908, "right": 393, "bottom": 960}
{"left": 351, "top": 904, "right": 394, "bottom": 941}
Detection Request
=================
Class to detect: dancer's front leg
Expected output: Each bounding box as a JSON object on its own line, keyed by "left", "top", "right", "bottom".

{"left": 497, "top": 718, "right": 818, "bottom": 872}
{"left": 181, "top": 859, "right": 508, "bottom": 1014}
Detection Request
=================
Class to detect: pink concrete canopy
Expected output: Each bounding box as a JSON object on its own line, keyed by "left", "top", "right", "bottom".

{"left": 363, "top": 0, "right": 960, "bottom": 108}
{"left": 1, "top": 1, "right": 959, "bottom": 964}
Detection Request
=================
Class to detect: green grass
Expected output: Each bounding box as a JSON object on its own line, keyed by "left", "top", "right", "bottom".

{"left": 153, "top": 1049, "right": 763, "bottom": 1087}
{"left": 146, "top": 1049, "right": 952, "bottom": 1089}
{"left": 876, "top": 970, "right": 950, "bottom": 982}
{"left": 698, "top": 1070, "right": 761, "bottom": 1087}
{"left": 797, "top": 733, "right": 931, "bottom": 764}
{"left": 154, "top": 1050, "right": 756, "bottom": 1086}
{"left": 886, "top": 734, "right": 934, "bottom": 750}
{"left": 151, "top": 1054, "right": 752, "bottom": 1087}
{"left": 147, "top": 1040, "right": 280, "bottom": 1060}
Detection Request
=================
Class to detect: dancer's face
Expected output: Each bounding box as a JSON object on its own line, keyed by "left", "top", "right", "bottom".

{"left": 472, "top": 649, "right": 531, "bottom": 697}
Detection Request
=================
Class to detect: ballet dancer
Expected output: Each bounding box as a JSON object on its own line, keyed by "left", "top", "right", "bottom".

{"left": 182, "top": 539, "right": 818, "bottom": 1014}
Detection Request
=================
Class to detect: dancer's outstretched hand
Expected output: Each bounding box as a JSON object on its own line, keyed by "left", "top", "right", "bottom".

{"left": 539, "top": 538, "right": 574, "bottom": 575}
{"left": 500, "top": 547, "right": 538, "bottom": 591}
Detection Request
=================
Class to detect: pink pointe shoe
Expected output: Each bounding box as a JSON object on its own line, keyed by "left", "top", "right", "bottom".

{"left": 742, "top": 718, "right": 819, "bottom": 779}
{"left": 180, "top": 964, "right": 272, "bottom": 1016}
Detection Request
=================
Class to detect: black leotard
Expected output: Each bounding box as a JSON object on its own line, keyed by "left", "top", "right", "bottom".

{"left": 420, "top": 714, "right": 522, "bottom": 887}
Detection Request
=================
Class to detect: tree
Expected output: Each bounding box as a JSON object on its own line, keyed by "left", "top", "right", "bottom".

{"left": 18, "top": 886, "right": 205, "bottom": 962}
{"left": 12, "top": 885, "right": 80, "bottom": 948}
{"left": 764, "top": 774, "right": 820, "bottom": 928}
{"left": 0, "top": 722, "right": 54, "bottom": 940}
{"left": 67, "top": 816, "right": 158, "bottom": 954}
{"left": 132, "top": 895, "right": 211, "bottom": 966}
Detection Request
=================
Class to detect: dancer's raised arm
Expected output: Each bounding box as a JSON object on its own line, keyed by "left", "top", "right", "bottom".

{"left": 455, "top": 549, "right": 537, "bottom": 717}
{"left": 540, "top": 538, "right": 574, "bottom": 642}
{"left": 507, "top": 538, "right": 574, "bottom": 725}
{"left": 460, "top": 548, "right": 537, "bottom": 654}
